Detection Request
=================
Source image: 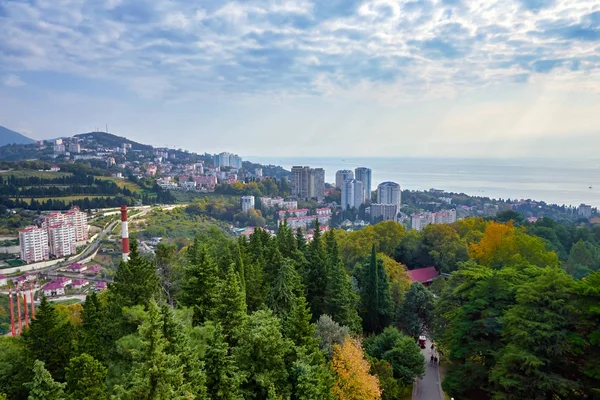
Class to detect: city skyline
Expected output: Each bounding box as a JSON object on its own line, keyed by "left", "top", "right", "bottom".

{"left": 0, "top": 0, "right": 598, "bottom": 158}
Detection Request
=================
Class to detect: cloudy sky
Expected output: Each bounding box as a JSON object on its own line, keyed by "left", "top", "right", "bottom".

{"left": 0, "top": 0, "right": 598, "bottom": 158}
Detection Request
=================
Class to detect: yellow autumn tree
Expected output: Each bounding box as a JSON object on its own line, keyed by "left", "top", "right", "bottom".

{"left": 332, "top": 336, "right": 381, "bottom": 400}
{"left": 470, "top": 221, "right": 558, "bottom": 269}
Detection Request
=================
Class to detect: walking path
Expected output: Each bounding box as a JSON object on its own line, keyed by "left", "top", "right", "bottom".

{"left": 413, "top": 337, "right": 443, "bottom": 400}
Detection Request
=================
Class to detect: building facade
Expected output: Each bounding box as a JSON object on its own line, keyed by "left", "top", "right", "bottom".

{"left": 411, "top": 209, "right": 457, "bottom": 231}
{"left": 241, "top": 196, "right": 255, "bottom": 212}
{"left": 578, "top": 204, "right": 593, "bottom": 219}
{"left": 214, "top": 152, "right": 242, "bottom": 168}
{"left": 312, "top": 168, "right": 325, "bottom": 200}
{"left": 291, "top": 166, "right": 325, "bottom": 200}
{"left": 19, "top": 226, "right": 49, "bottom": 263}
{"left": 48, "top": 223, "right": 76, "bottom": 257}
{"left": 377, "top": 181, "right": 401, "bottom": 209}
{"left": 335, "top": 170, "right": 354, "bottom": 189}
{"left": 341, "top": 179, "right": 364, "bottom": 210}
{"left": 370, "top": 204, "right": 398, "bottom": 222}
{"left": 355, "top": 167, "right": 372, "bottom": 201}
{"left": 43, "top": 207, "right": 88, "bottom": 242}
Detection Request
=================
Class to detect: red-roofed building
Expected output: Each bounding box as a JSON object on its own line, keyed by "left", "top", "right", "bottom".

{"left": 84, "top": 265, "right": 102, "bottom": 275}
{"left": 72, "top": 279, "right": 89, "bottom": 289}
{"left": 407, "top": 267, "right": 439, "bottom": 286}
{"left": 43, "top": 281, "right": 65, "bottom": 296}
{"left": 95, "top": 281, "right": 107, "bottom": 291}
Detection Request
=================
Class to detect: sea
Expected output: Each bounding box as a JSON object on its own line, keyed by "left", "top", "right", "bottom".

{"left": 245, "top": 157, "right": 600, "bottom": 208}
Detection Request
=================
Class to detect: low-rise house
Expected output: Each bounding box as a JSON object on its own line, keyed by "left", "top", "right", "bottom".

{"left": 407, "top": 267, "right": 439, "bottom": 286}
{"left": 0, "top": 274, "right": 7, "bottom": 286}
{"left": 72, "top": 279, "right": 89, "bottom": 290}
{"left": 95, "top": 281, "right": 107, "bottom": 291}
{"left": 67, "top": 263, "right": 87, "bottom": 273}
{"left": 85, "top": 265, "right": 102, "bottom": 275}
{"left": 43, "top": 281, "right": 65, "bottom": 297}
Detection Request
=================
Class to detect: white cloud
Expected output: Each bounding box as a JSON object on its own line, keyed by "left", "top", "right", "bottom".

{"left": 2, "top": 74, "right": 25, "bottom": 87}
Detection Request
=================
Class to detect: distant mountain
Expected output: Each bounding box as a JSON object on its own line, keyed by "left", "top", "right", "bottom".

{"left": 75, "top": 131, "right": 153, "bottom": 151}
{"left": 0, "top": 125, "right": 35, "bottom": 146}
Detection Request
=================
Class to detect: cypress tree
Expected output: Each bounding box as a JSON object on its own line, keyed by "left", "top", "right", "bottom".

{"left": 360, "top": 245, "right": 393, "bottom": 333}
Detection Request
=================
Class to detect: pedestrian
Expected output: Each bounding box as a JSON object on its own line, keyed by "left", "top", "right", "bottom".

{"left": 430, "top": 354, "right": 434, "bottom": 364}
{"left": 431, "top": 343, "right": 435, "bottom": 350}
{"left": 434, "top": 356, "right": 438, "bottom": 365}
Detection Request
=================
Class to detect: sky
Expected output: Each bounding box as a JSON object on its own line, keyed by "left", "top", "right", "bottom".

{"left": 0, "top": 0, "right": 599, "bottom": 158}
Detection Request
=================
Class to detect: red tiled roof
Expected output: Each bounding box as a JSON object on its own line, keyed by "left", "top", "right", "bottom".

{"left": 407, "top": 267, "right": 439, "bottom": 283}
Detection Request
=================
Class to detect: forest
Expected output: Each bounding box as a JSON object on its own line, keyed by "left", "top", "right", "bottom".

{"left": 0, "top": 213, "right": 598, "bottom": 399}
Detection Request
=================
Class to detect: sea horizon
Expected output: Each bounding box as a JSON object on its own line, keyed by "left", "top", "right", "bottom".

{"left": 246, "top": 156, "right": 600, "bottom": 209}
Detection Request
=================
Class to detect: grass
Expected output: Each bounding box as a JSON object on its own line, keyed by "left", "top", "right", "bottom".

{"left": 96, "top": 176, "right": 143, "bottom": 192}
{"left": 0, "top": 170, "right": 72, "bottom": 179}
{"left": 6, "top": 259, "right": 25, "bottom": 267}
{"left": 51, "top": 298, "right": 83, "bottom": 305}
{"left": 12, "top": 195, "right": 107, "bottom": 204}
{"left": 172, "top": 190, "right": 237, "bottom": 203}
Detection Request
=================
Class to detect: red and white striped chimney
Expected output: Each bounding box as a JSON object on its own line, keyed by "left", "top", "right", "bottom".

{"left": 121, "top": 205, "right": 130, "bottom": 262}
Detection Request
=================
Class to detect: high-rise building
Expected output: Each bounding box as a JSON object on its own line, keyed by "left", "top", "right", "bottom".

{"left": 68, "top": 143, "right": 81, "bottom": 153}
{"left": 291, "top": 166, "right": 325, "bottom": 200}
{"left": 355, "top": 167, "right": 372, "bottom": 201}
{"left": 43, "top": 207, "right": 88, "bottom": 242}
{"left": 19, "top": 226, "right": 49, "bottom": 264}
{"left": 341, "top": 179, "right": 364, "bottom": 210}
{"left": 65, "top": 206, "right": 89, "bottom": 241}
{"left": 370, "top": 204, "right": 398, "bottom": 222}
{"left": 313, "top": 168, "right": 325, "bottom": 200}
{"left": 48, "top": 223, "right": 76, "bottom": 257}
{"left": 214, "top": 152, "right": 242, "bottom": 168}
{"left": 578, "top": 204, "right": 592, "bottom": 219}
{"left": 377, "top": 181, "right": 401, "bottom": 209}
{"left": 335, "top": 170, "right": 354, "bottom": 189}
{"left": 241, "top": 196, "right": 255, "bottom": 212}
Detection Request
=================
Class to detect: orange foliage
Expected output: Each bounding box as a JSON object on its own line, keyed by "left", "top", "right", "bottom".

{"left": 469, "top": 221, "right": 516, "bottom": 266}
{"left": 332, "top": 337, "right": 382, "bottom": 400}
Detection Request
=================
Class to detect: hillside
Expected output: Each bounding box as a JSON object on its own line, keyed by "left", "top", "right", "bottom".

{"left": 0, "top": 125, "right": 35, "bottom": 146}
{"left": 75, "top": 131, "right": 153, "bottom": 151}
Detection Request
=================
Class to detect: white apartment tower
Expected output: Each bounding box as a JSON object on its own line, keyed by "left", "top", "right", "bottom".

{"left": 19, "top": 226, "right": 49, "bottom": 263}
{"left": 377, "top": 181, "right": 401, "bottom": 209}
{"left": 43, "top": 207, "right": 88, "bottom": 242}
{"left": 241, "top": 196, "right": 255, "bottom": 212}
{"left": 48, "top": 223, "right": 76, "bottom": 258}
{"left": 341, "top": 179, "right": 364, "bottom": 210}
{"left": 355, "top": 167, "right": 372, "bottom": 201}
{"left": 335, "top": 170, "right": 354, "bottom": 189}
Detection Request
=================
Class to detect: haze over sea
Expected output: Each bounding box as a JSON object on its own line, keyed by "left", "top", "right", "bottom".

{"left": 247, "top": 157, "right": 600, "bottom": 209}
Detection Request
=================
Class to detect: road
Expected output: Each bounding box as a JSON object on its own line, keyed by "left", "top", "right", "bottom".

{"left": 413, "top": 337, "right": 443, "bottom": 400}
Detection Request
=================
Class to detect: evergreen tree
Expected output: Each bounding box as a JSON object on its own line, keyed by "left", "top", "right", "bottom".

{"left": 491, "top": 267, "right": 582, "bottom": 399}
{"left": 113, "top": 300, "right": 193, "bottom": 400}
{"left": 80, "top": 292, "right": 109, "bottom": 363}
{"left": 179, "top": 240, "right": 220, "bottom": 325}
{"left": 359, "top": 245, "right": 393, "bottom": 333}
{"left": 268, "top": 259, "right": 302, "bottom": 318}
{"left": 234, "top": 309, "right": 293, "bottom": 399}
{"left": 25, "top": 360, "right": 66, "bottom": 400}
{"left": 215, "top": 264, "right": 248, "bottom": 343}
{"left": 276, "top": 220, "right": 297, "bottom": 258}
{"left": 283, "top": 295, "right": 318, "bottom": 350}
{"left": 577, "top": 270, "right": 600, "bottom": 396}
{"left": 324, "top": 260, "right": 362, "bottom": 333}
{"left": 396, "top": 282, "right": 434, "bottom": 339}
{"left": 296, "top": 228, "right": 307, "bottom": 254}
{"left": 324, "top": 230, "right": 341, "bottom": 269}
{"left": 155, "top": 242, "right": 178, "bottom": 306}
{"left": 110, "top": 239, "right": 160, "bottom": 308}
{"left": 291, "top": 349, "right": 335, "bottom": 400}
{"left": 195, "top": 322, "right": 243, "bottom": 400}
{"left": 305, "top": 219, "right": 329, "bottom": 320}
{"left": 23, "top": 297, "right": 75, "bottom": 381}
{"left": 65, "top": 354, "right": 107, "bottom": 400}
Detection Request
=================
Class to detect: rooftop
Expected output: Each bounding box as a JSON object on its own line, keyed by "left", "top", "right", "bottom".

{"left": 407, "top": 267, "right": 439, "bottom": 283}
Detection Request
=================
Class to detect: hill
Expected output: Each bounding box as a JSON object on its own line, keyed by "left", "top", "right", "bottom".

{"left": 75, "top": 131, "right": 153, "bottom": 151}
{"left": 0, "top": 125, "right": 35, "bottom": 146}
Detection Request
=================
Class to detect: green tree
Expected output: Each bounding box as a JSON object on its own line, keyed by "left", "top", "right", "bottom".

{"left": 25, "top": 360, "right": 65, "bottom": 400}
{"left": 215, "top": 264, "right": 248, "bottom": 342}
{"left": 305, "top": 220, "right": 329, "bottom": 319}
{"left": 420, "top": 224, "right": 469, "bottom": 273}
{"left": 65, "top": 354, "right": 107, "bottom": 400}
{"left": 566, "top": 239, "right": 598, "bottom": 278}
{"left": 291, "top": 350, "right": 335, "bottom": 400}
{"left": 283, "top": 295, "right": 318, "bottom": 350}
{"left": 113, "top": 300, "right": 191, "bottom": 400}
{"left": 359, "top": 245, "right": 393, "bottom": 333}
{"left": 268, "top": 259, "right": 302, "bottom": 319}
{"left": 363, "top": 327, "right": 424, "bottom": 385}
{"left": 577, "top": 270, "right": 600, "bottom": 396}
{"left": 234, "top": 309, "right": 292, "bottom": 399}
{"left": 179, "top": 239, "right": 220, "bottom": 325}
{"left": 394, "top": 230, "right": 423, "bottom": 268}
{"left": 428, "top": 276, "right": 446, "bottom": 297}
{"left": 396, "top": 282, "right": 434, "bottom": 339}
{"left": 315, "top": 315, "right": 349, "bottom": 359}
{"left": 155, "top": 242, "right": 178, "bottom": 306}
{"left": 80, "top": 292, "right": 109, "bottom": 363}
{"left": 192, "top": 322, "right": 243, "bottom": 400}
{"left": 324, "top": 260, "right": 361, "bottom": 333}
{"left": 491, "top": 267, "right": 582, "bottom": 399}
{"left": 23, "top": 297, "right": 75, "bottom": 381}
{"left": 296, "top": 228, "right": 307, "bottom": 254}
{"left": 110, "top": 239, "right": 160, "bottom": 309}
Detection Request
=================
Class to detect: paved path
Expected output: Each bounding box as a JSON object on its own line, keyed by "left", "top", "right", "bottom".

{"left": 414, "top": 338, "right": 443, "bottom": 400}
